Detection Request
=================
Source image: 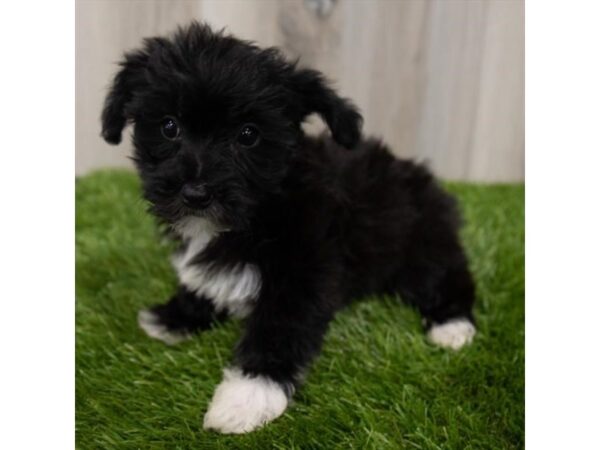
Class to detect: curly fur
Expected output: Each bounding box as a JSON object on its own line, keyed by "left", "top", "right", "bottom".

{"left": 101, "top": 22, "right": 476, "bottom": 434}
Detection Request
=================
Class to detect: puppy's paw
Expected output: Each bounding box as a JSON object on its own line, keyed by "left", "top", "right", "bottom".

{"left": 203, "top": 368, "right": 288, "bottom": 434}
{"left": 427, "top": 318, "right": 476, "bottom": 350}
{"left": 137, "top": 309, "right": 191, "bottom": 345}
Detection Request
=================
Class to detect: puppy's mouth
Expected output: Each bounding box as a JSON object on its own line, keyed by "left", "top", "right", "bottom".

{"left": 179, "top": 200, "right": 219, "bottom": 220}
{"left": 148, "top": 195, "right": 218, "bottom": 224}
{"left": 146, "top": 186, "right": 245, "bottom": 233}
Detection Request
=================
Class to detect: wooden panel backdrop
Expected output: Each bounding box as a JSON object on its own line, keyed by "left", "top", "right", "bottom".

{"left": 76, "top": 0, "right": 524, "bottom": 182}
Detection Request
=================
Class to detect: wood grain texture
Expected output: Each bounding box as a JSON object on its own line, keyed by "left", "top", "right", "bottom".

{"left": 76, "top": 0, "right": 524, "bottom": 181}
{"left": 76, "top": 0, "right": 202, "bottom": 174}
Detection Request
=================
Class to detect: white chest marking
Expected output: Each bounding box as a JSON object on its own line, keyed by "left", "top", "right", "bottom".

{"left": 172, "top": 218, "right": 261, "bottom": 318}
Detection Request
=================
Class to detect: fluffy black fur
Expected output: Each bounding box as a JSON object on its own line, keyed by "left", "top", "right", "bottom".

{"left": 102, "top": 22, "right": 475, "bottom": 417}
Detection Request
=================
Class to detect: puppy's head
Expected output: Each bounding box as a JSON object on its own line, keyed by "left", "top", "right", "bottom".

{"left": 101, "top": 22, "right": 362, "bottom": 232}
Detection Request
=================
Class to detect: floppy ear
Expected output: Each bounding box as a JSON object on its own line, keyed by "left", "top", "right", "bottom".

{"left": 288, "top": 68, "right": 363, "bottom": 149}
{"left": 101, "top": 51, "right": 148, "bottom": 145}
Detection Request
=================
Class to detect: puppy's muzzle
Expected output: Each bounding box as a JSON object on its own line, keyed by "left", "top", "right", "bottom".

{"left": 181, "top": 183, "right": 213, "bottom": 209}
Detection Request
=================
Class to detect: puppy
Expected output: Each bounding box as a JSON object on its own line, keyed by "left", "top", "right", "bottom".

{"left": 101, "top": 22, "right": 476, "bottom": 434}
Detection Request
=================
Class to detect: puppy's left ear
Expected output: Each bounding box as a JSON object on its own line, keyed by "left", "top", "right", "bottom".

{"left": 101, "top": 50, "right": 148, "bottom": 145}
{"left": 288, "top": 68, "right": 363, "bottom": 149}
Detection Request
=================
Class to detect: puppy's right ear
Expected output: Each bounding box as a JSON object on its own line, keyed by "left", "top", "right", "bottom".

{"left": 101, "top": 51, "right": 148, "bottom": 145}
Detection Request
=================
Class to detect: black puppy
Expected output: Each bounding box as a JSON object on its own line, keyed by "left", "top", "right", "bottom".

{"left": 101, "top": 22, "right": 476, "bottom": 434}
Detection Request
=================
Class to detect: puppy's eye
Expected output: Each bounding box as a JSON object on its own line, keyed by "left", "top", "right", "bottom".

{"left": 237, "top": 124, "right": 260, "bottom": 148}
{"left": 161, "top": 117, "right": 180, "bottom": 140}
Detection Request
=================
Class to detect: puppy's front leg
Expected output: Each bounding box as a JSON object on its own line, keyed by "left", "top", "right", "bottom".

{"left": 138, "top": 285, "right": 228, "bottom": 345}
{"left": 203, "top": 288, "right": 335, "bottom": 434}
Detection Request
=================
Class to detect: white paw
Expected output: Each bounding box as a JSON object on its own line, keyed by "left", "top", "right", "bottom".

{"left": 137, "top": 309, "right": 191, "bottom": 345}
{"left": 427, "top": 318, "right": 476, "bottom": 350}
{"left": 203, "top": 368, "right": 288, "bottom": 434}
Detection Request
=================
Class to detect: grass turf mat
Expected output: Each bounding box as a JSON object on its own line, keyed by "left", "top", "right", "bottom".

{"left": 76, "top": 170, "right": 524, "bottom": 449}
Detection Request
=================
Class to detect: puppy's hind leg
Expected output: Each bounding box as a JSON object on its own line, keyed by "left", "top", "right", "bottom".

{"left": 397, "top": 260, "right": 476, "bottom": 350}
{"left": 138, "top": 286, "right": 228, "bottom": 345}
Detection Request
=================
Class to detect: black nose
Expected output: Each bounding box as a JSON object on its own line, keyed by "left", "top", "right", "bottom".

{"left": 181, "top": 183, "right": 212, "bottom": 208}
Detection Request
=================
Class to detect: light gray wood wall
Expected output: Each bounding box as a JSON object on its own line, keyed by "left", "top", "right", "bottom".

{"left": 76, "top": 0, "right": 524, "bottom": 182}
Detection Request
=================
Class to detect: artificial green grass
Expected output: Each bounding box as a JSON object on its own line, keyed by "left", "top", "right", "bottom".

{"left": 76, "top": 170, "right": 524, "bottom": 449}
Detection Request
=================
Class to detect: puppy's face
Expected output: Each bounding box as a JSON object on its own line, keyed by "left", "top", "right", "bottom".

{"left": 101, "top": 23, "right": 362, "bottom": 231}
